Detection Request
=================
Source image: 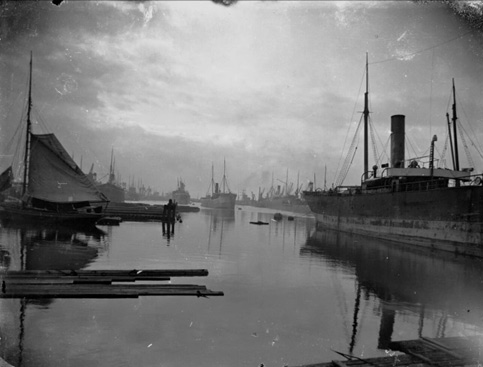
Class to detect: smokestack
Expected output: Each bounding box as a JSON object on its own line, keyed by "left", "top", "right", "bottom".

{"left": 390, "top": 115, "right": 405, "bottom": 168}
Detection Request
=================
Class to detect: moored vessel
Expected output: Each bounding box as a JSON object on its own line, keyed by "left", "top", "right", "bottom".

{"left": 0, "top": 53, "right": 109, "bottom": 227}
{"left": 171, "top": 178, "right": 191, "bottom": 204}
{"left": 303, "top": 55, "right": 483, "bottom": 257}
{"left": 200, "top": 161, "right": 236, "bottom": 209}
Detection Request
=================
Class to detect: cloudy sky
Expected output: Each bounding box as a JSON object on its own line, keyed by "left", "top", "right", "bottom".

{"left": 1, "top": 1, "right": 483, "bottom": 198}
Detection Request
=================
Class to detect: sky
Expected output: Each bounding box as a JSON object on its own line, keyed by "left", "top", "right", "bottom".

{"left": 1, "top": 0, "right": 483, "bottom": 198}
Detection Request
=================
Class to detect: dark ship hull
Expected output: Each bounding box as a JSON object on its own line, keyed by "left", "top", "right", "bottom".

{"left": 304, "top": 185, "right": 483, "bottom": 257}
{"left": 255, "top": 197, "right": 311, "bottom": 215}
{"left": 0, "top": 202, "right": 104, "bottom": 227}
{"left": 201, "top": 193, "right": 236, "bottom": 209}
{"left": 172, "top": 191, "right": 190, "bottom": 205}
{"left": 304, "top": 58, "right": 483, "bottom": 258}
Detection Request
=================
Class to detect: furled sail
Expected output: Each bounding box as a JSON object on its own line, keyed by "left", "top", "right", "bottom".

{"left": 27, "top": 134, "right": 108, "bottom": 203}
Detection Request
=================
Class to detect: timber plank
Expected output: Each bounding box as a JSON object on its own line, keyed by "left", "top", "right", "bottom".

{"left": 3, "top": 276, "right": 171, "bottom": 283}
{"left": 1, "top": 283, "right": 223, "bottom": 298}
{"left": 0, "top": 268, "right": 223, "bottom": 299}
{"left": 2, "top": 269, "right": 209, "bottom": 277}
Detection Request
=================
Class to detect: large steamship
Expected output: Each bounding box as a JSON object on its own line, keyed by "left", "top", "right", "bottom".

{"left": 303, "top": 56, "right": 483, "bottom": 258}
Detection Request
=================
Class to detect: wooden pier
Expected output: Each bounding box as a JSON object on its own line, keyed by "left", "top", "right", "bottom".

{"left": 292, "top": 336, "right": 483, "bottom": 367}
{"left": 103, "top": 202, "right": 199, "bottom": 222}
{"left": 0, "top": 269, "right": 224, "bottom": 298}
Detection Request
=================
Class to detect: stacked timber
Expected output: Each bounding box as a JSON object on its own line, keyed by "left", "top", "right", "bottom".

{"left": 1, "top": 269, "right": 223, "bottom": 299}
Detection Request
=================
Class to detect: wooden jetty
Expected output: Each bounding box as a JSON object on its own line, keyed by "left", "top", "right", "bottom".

{"left": 103, "top": 202, "right": 199, "bottom": 222}
{"left": 0, "top": 269, "right": 224, "bottom": 299}
{"left": 291, "top": 336, "right": 483, "bottom": 367}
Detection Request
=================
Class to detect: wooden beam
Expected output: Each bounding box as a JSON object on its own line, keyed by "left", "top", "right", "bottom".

{"left": 2, "top": 269, "right": 209, "bottom": 278}
{"left": 1, "top": 283, "right": 224, "bottom": 298}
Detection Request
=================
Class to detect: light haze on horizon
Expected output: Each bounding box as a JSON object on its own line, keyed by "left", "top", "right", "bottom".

{"left": 1, "top": 1, "right": 483, "bottom": 198}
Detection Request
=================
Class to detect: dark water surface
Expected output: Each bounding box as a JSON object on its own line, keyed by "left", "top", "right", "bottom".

{"left": 1, "top": 205, "right": 482, "bottom": 367}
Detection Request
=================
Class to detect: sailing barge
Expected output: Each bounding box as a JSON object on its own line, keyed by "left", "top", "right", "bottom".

{"left": 0, "top": 53, "right": 109, "bottom": 226}
{"left": 304, "top": 56, "right": 483, "bottom": 257}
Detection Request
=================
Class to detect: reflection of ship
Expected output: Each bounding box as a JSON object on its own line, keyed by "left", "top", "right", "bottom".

{"left": 304, "top": 55, "right": 483, "bottom": 257}
{"left": 0, "top": 220, "right": 104, "bottom": 366}
{"left": 0, "top": 54, "right": 108, "bottom": 227}
{"left": 201, "top": 161, "right": 236, "bottom": 209}
{"left": 301, "top": 227, "right": 483, "bottom": 352}
{"left": 0, "top": 220, "right": 104, "bottom": 271}
{"left": 171, "top": 179, "right": 191, "bottom": 204}
{"left": 204, "top": 208, "right": 235, "bottom": 256}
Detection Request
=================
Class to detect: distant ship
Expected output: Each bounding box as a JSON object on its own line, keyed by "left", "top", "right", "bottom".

{"left": 303, "top": 55, "right": 483, "bottom": 258}
{"left": 95, "top": 148, "right": 125, "bottom": 203}
{"left": 171, "top": 179, "right": 191, "bottom": 204}
{"left": 236, "top": 190, "right": 255, "bottom": 206}
{"left": 255, "top": 171, "right": 311, "bottom": 215}
{"left": 0, "top": 53, "right": 109, "bottom": 227}
{"left": 256, "top": 195, "right": 311, "bottom": 215}
{"left": 200, "top": 161, "right": 236, "bottom": 209}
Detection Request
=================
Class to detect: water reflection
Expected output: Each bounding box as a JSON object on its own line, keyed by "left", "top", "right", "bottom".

{"left": 301, "top": 228, "right": 483, "bottom": 353}
{"left": 202, "top": 208, "right": 235, "bottom": 256}
{"left": 0, "top": 220, "right": 106, "bottom": 271}
{"left": 0, "top": 221, "right": 108, "bottom": 366}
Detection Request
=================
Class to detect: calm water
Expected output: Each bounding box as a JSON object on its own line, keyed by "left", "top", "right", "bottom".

{"left": 1, "top": 205, "right": 483, "bottom": 367}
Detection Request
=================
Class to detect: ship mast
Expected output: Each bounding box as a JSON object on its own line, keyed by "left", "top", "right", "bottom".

{"left": 22, "top": 52, "right": 33, "bottom": 196}
{"left": 222, "top": 159, "right": 226, "bottom": 193}
{"left": 451, "top": 78, "right": 460, "bottom": 172}
{"left": 285, "top": 168, "right": 288, "bottom": 196}
{"left": 363, "top": 52, "right": 370, "bottom": 181}
{"left": 109, "top": 147, "right": 115, "bottom": 184}
{"left": 211, "top": 163, "right": 215, "bottom": 195}
{"left": 446, "top": 113, "right": 456, "bottom": 170}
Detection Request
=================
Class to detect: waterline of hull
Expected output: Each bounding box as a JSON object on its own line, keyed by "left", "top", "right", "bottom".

{"left": 312, "top": 212, "right": 483, "bottom": 257}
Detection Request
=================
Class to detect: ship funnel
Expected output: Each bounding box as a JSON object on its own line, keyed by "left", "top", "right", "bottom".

{"left": 390, "top": 115, "right": 405, "bottom": 168}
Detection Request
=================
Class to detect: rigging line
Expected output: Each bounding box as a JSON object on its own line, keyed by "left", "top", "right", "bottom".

{"left": 369, "top": 116, "right": 390, "bottom": 165}
{"left": 429, "top": 48, "right": 435, "bottom": 137}
{"left": 7, "top": 102, "right": 29, "bottom": 175}
{"left": 377, "top": 136, "right": 391, "bottom": 164}
{"left": 440, "top": 133, "right": 449, "bottom": 168}
{"left": 4, "top": 78, "right": 30, "bottom": 156}
{"left": 368, "top": 118, "right": 379, "bottom": 166}
{"left": 405, "top": 135, "right": 419, "bottom": 161}
{"left": 336, "top": 116, "right": 361, "bottom": 186}
{"left": 334, "top": 65, "right": 366, "bottom": 185}
{"left": 337, "top": 118, "right": 362, "bottom": 187}
{"left": 368, "top": 114, "right": 390, "bottom": 164}
{"left": 455, "top": 91, "right": 483, "bottom": 160}
{"left": 369, "top": 30, "right": 474, "bottom": 66}
{"left": 5, "top": 108, "right": 25, "bottom": 157}
{"left": 458, "top": 126, "right": 475, "bottom": 168}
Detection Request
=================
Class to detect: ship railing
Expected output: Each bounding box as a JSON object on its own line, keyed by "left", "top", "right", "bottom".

{"left": 331, "top": 185, "right": 361, "bottom": 195}
{"left": 362, "top": 172, "right": 483, "bottom": 193}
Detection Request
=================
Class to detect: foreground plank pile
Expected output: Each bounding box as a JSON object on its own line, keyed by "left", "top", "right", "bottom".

{"left": 1, "top": 269, "right": 223, "bottom": 298}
